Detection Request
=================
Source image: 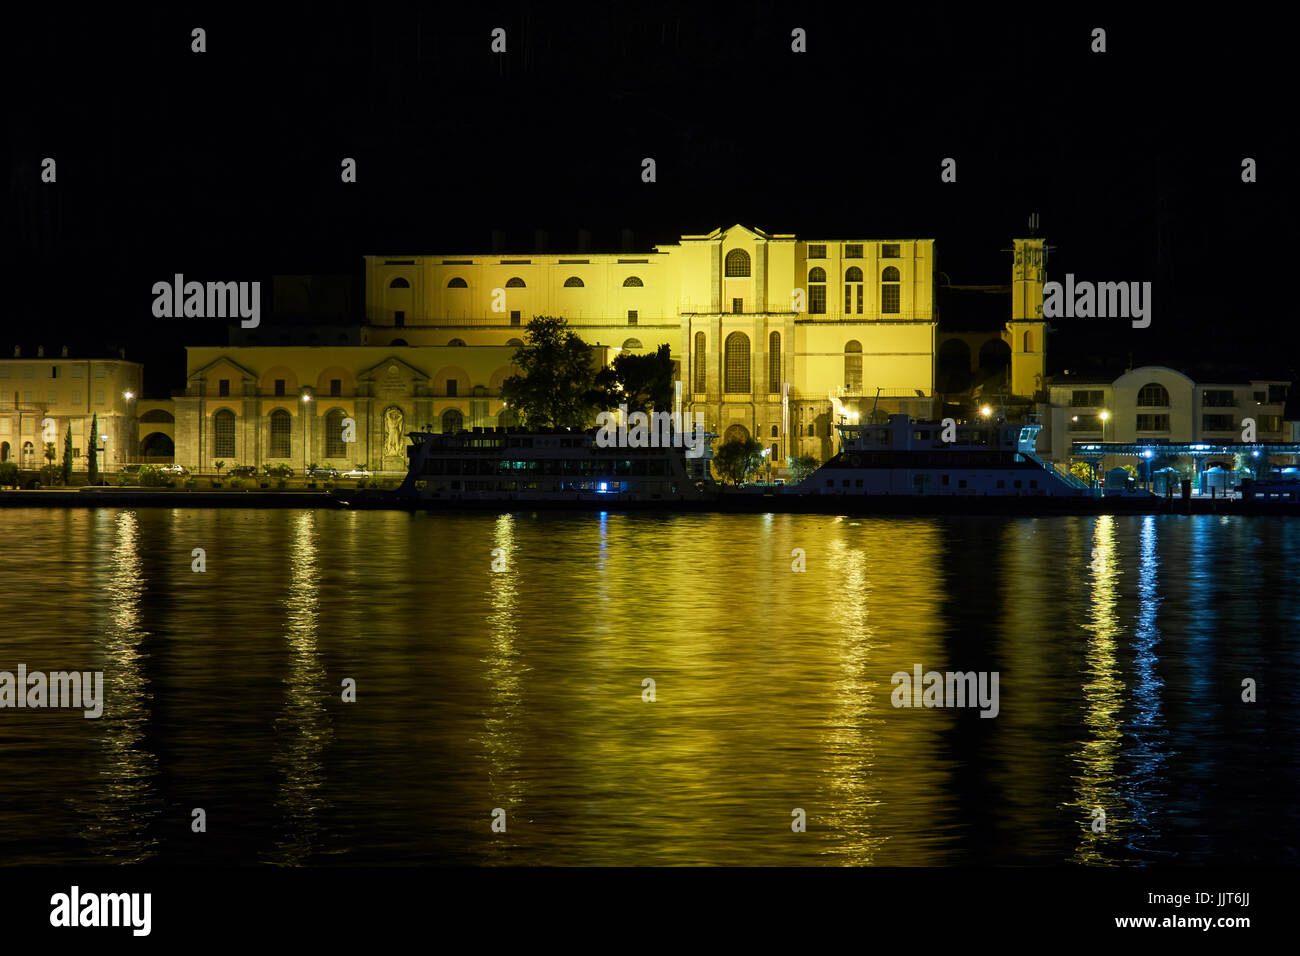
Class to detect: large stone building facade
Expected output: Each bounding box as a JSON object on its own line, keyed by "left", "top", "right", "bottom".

{"left": 159, "top": 225, "right": 1049, "bottom": 475}
{"left": 0, "top": 348, "right": 142, "bottom": 469}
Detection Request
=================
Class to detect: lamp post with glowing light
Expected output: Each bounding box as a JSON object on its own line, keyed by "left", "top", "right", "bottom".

{"left": 301, "top": 389, "right": 313, "bottom": 475}
{"left": 122, "top": 390, "right": 135, "bottom": 469}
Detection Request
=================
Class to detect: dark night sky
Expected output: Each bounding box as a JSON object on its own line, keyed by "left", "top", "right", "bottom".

{"left": 4, "top": 2, "right": 1295, "bottom": 397}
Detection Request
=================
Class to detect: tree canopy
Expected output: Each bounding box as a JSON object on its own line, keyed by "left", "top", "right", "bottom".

{"left": 499, "top": 315, "right": 604, "bottom": 428}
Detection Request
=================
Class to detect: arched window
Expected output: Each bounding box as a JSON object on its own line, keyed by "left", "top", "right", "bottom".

{"left": 389, "top": 277, "right": 410, "bottom": 289}
{"left": 447, "top": 338, "right": 467, "bottom": 347}
{"left": 447, "top": 277, "right": 468, "bottom": 288}
{"left": 1023, "top": 330, "right": 1033, "bottom": 352}
{"left": 325, "top": 408, "right": 346, "bottom": 457}
{"left": 724, "top": 332, "right": 750, "bottom": 393}
{"left": 441, "top": 408, "right": 464, "bottom": 434}
{"left": 725, "top": 249, "right": 751, "bottom": 277}
{"left": 622, "top": 276, "right": 644, "bottom": 287}
{"left": 771, "top": 425, "right": 779, "bottom": 438}
{"left": 845, "top": 266, "right": 864, "bottom": 314}
{"left": 768, "top": 331, "right": 781, "bottom": 393}
{"left": 22, "top": 441, "right": 35, "bottom": 466}
{"left": 1138, "top": 383, "right": 1170, "bottom": 406}
{"left": 881, "top": 266, "right": 901, "bottom": 314}
{"left": 694, "top": 332, "right": 706, "bottom": 393}
{"left": 622, "top": 338, "right": 643, "bottom": 351}
{"left": 844, "top": 340, "right": 863, "bottom": 393}
{"left": 808, "top": 267, "right": 827, "bottom": 314}
{"left": 0, "top": 442, "right": 9, "bottom": 462}
{"left": 807, "top": 423, "right": 815, "bottom": 437}
{"left": 213, "top": 409, "right": 236, "bottom": 459}
{"left": 563, "top": 276, "right": 584, "bottom": 288}
{"left": 269, "top": 409, "right": 292, "bottom": 458}
{"left": 505, "top": 277, "right": 526, "bottom": 288}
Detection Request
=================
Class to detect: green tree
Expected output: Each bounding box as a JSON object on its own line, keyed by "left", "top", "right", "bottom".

{"left": 62, "top": 424, "right": 74, "bottom": 485}
{"left": 499, "top": 315, "right": 603, "bottom": 428}
{"left": 594, "top": 344, "right": 675, "bottom": 413}
{"left": 44, "top": 441, "right": 56, "bottom": 468}
{"left": 0, "top": 461, "right": 18, "bottom": 488}
{"left": 88, "top": 414, "right": 99, "bottom": 484}
{"left": 712, "top": 437, "right": 765, "bottom": 486}
{"left": 788, "top": 454, "right": 819, "bottom": 483}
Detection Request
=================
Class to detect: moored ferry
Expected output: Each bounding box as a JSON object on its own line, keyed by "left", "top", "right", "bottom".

{"left": 369, "top": 425, "right": 713, "bottom": 507}
{"left": 789, "top": 414, "right": 1098, "bottom": 498}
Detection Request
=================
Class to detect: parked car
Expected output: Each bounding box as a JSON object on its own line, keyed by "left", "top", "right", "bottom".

{"left": 307, "top": 466, "right": 339, "bottom": 479}
{"left": 160, "top": 464, "right": 189, "bottom": 476}
{"left": 227, "top": 465, "right": 257, "bottom": 478}
{"left": 262, "top": 465, "right": 294, "bottom": 477}
{"left": 340, "top": 467, "right": 371, "bottom": 479}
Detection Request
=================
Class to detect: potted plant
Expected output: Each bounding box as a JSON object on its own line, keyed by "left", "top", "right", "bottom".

{"left": 307, "top": 461, "right": 319, "bottom": 489}
{"left": 213, "top": 460, "right": 225, "bottom": 488}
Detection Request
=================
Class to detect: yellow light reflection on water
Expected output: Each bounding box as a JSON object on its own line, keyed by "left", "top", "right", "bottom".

{"left": 1069, "top": 515, "right": 1127, "bottom": 864}
{"left": 266, "top": 511, "right": 332, "bottom": 864}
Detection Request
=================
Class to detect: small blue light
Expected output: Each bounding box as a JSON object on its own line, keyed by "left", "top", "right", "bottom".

{"left": 597, "top": 482, "right": 609, "bottom": 493}
{"left": 1252, "top": 451, "right": 1259, "bottom": 457}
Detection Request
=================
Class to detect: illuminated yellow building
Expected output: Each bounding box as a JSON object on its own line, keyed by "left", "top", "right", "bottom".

{"left": 364, "top": 224, "right": 941, "bottom": 464}
{"left": 161, "top": 227, "right": 1051, "bottom": 475}
{"left": 0, "top": 347, "right": 142, "bottom": 469}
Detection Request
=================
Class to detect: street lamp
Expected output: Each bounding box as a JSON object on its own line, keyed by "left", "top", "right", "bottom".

{"left": 301, "top": 390, "right": 313, "bottom": 475}
{"left": 980, "top": 405, "right": 992, "bottom": 419}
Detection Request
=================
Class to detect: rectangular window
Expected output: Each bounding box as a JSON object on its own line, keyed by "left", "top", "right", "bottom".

{"left": 0, "top": 419, "right": 8, "bottom": 435}
{"left": 510, "top": 311, "right": 521, "bottom": 326}
{"left": 1254, "top": 391, "right": 1267, "bottom": 403}
{"left": 1269, "top": 384, "right": 1289, "bottom": 403}
{"left": 1070, "top": 414, "right": 1102, "bottom": 431}
{"left": 880, "top": 286, "right": 899, "bottom": 313}
{"left": 51, "top": 366, "right": 59, "bottom": 378}
{"left": 23, "top": 367, "right": 34, "bottom": 378}
{"left": 93, "top": 366, "right": 105, "bottom": 378}
{"left": 72, "top": 391, "right": 81, "bottom": 405}
{"left": 275, "top": 379, "right": 285, "bottom": 397}
{"left": 1136, "top": 414, "right": 1170, "bottom": 430}
{"left": 1070, "top": 390, "right": 1105, "bottom": 407}
{"left": 958, "top": 479, "right": 967, "bottom": 489}
{"left": 214, "top": 413, "right": 236, "bottom": 458}
{"left": 270, "top": 413, "right": 292, "bottom": 458}
{"left": 23, "top": 391, "right": 34, "bottom": 404}
{"left": 1202, "top": 414, "right": 1234, "bottom": 431}
{"left": 330, "top": 379, "right": 341, "bottom": 397}
{"left": 856, "top": 286, "right": 863, "bottom": 313}
{"left": 628, "top": 310, "right": 638, "bottom": 326}
{"left": 70, "top": 366, "right": 83, "bottom": 377}
{"left": 1201, "top": 389, "right": 1235, "bottom": 407}
{"left": 997, "top": 479, "right": 1005, "bottom": 489}
{"left": 882, "top": 243, "right": 901, "bottom": 258}
{"left": 48, "top": 391, "right": 58, "bottom": 404}
{"left": 0, "top": 366, "right": 8, "bottom": 378}
{"left": 845, "top": 285, "right": 852, "bottom": 312}
{"left": 394, "top": 311, "right": 405, "bottom": 328}
{"left": 844, "top": 244, "right": 863, "bottom": 258}
{"left": 732, "top": 298, "right": 743, "bottom": 314}
{"left": 95, "top": 391, "right": 105, "bottom": 405}
{"left": 809, "top": 286, "right": 826, "bottom": 314}
{"left": 807, "top": 244, "right": 826, "bottom": 259}
{"left": 447, "top": 380, "right": 458, "bottom": 397}
{"left": 1014, "top": 480, "right": 1022, "bottom": 489}
{"left": 219, "top": 379, "right": 230, "bottom": 397}
{"left": 942, "top": 474, "right": 950, "bottom": 486}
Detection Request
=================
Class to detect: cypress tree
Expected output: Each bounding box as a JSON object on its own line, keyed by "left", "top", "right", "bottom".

{"left": 62, "top": 424, "right": 74, "bottom": 485}
{"left": 88, "top": 414, "right": 99, "bottom": 484}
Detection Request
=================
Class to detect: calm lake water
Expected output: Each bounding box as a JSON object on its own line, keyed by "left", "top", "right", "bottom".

{"left": 0, "top": 507, "right": 1296, "bottom": 866}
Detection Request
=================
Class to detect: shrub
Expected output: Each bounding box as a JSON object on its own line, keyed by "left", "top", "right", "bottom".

{"left": 788, "top": 455, "right": 820, "bottom": 483}
{"left": 39, "top": 464, "right": 60, "bottom": 486}
{"left": 183, "top": 478, "right": 197, "bottom": 491}
{"left": 277, "top": 478, "right": 288, "bottom": 490}
{"left": 139, "top": 464, "right": 168, "bottom": 487}
{"left": 0, "top": 461, "right": 18, "bottom": 488}
{"left": 116, "top": 473, "right": 130, "bottom": 487}
{"left": 229, "top": 477, "right": 244, "bottom": 490}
